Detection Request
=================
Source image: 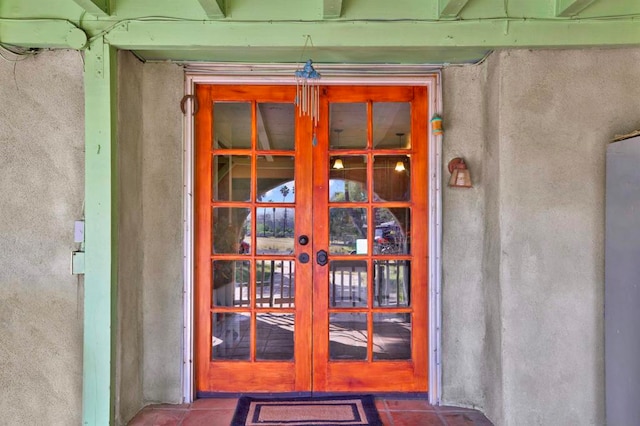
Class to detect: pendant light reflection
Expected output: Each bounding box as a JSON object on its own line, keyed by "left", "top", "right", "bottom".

{"left": 332, "top": 158, "right": 345, "bottom": 169}
{"left": 395, "top": 132, "right": 406, "bottom": 172}
{"left": 448, "top": 157, "right": 472, "bottom": 188}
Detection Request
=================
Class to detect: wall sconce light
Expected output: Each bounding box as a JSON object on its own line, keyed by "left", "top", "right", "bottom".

{"left": 448, "top": 158, "right": 472, "bottom": 188}
{"left": 332, "top": 158, "right": 344, "bottom": 169}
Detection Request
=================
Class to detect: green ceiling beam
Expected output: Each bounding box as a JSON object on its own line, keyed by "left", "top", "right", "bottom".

{"left": 71, "top": 0, "right": 110, "bottom": 17}
{"left": 439, "top": 0, "right": 472, "bottom": 18}
{"left": 0, "top": 19, "right": 87, "bottom": 49}
{"left": 556, "top": 0, "right": 598, "bottom": 17}
{"left": 323, "top": 0, "right": 343, "bottom": 18}
{"left": 197, "top": 0, "right": 226, "bottom": 18}
{"left": 82, "top": 36, "right": 118, "bottom": 426}
{"left": 104, "top": 19, "right": 640, "bottom": 50}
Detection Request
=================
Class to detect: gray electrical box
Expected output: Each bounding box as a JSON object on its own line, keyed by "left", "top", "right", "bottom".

{"left": 605, "top": 135, "right": 640, "bottom": 426}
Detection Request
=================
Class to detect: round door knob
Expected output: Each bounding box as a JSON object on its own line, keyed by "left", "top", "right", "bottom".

{"left": 299, "top": 253, "right": 310, "bottom": 263}
{"left": 298, "top": 235, "right": 309, "bottom": 246}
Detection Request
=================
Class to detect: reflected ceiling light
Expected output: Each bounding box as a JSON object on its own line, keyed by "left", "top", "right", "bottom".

{"left": 448, "top": 158, "right": 472, "bottom": 188}
{"left": 333, "top": 158, "right": 344, "bottom": 169}
{"left": 395, "top": 133, "right": 406, "bottom": 172}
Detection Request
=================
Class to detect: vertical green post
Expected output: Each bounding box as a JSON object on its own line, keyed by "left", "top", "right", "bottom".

{"left": 83, "top": 37, "right": 117, "bottom": 426}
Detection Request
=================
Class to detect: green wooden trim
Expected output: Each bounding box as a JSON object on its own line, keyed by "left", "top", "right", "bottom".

{"left": 71, "top": 0, "right": 110, "bottom": 17}
{"left": 104, "top": 18, "right": 640, "bottom": 50}
{"left": 82, "top": 36, "right": 117, "bottom": 426}
{"left": 0, "top": 19, "right": 86, "bottom": 49}
{"left": 197, "top": 0, "right": 226, "bottom": 18}
{"left": 323, "top": 0, "right": 343, "bottom": 19}
{"left": 557, "top": 0, "right": 598, "bottom": 17}
{"left": 439, "top": 0, "right": 472, "bottom": 18}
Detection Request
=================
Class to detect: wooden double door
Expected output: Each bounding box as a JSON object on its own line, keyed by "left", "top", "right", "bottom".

{"left": 195, "top": 84, "right": 429, "bottom": 395}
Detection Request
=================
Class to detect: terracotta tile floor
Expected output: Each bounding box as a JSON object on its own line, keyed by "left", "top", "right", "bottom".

{"left": 128, "top": 397, "right": 493, "bottom": 426}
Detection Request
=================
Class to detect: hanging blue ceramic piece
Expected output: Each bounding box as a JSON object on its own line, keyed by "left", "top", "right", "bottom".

{"left": 312, "top": 133, "right": 318, "bottom": 146}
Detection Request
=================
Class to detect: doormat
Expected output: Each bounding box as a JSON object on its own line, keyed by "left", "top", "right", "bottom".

{"left": 231, "top": 395, "right": 383, "bottom": 426}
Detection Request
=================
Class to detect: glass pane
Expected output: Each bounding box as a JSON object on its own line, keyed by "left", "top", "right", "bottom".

{"left": 373, "top": 156, "right": 410, "bottom": 202}
{"left": 257, "top": 157, "right": 295, "bottom": 202}
{"left": 329, "top": 208, "right": 368, "bottom": 255}
{"left": 330, "top": 260, "right": 368, "bottom": 308}
{"left": 213, "top": 102, "right": 251, "bottom": 149}
{"left": 330, "top": 103, "right": 367, "bottom": 149}
{"left": 255, "top": 208, "right": 294, "bottom": 254}
{"left": 212, "top": 155, "right": 251, "bottom": 201}
{"left": 256, "top": 313, "right": 294, "bottom": 361}
{"left": 374, "top": 208, "right": 410, "bottom": 255}
{"left": 212, "top": 208, "right": 251, "bottom": 254}
{"left": 330, "top": 313, "right": 368, "bottom": 360}
{"left": 257, "top": 103, "right": 295, "bottom": 151}
{"left": 374, "top": 260, "right": 410, "bottom": 307}
{"left": 212, "top": 312, "right": 250, "bottom": 360}
{"left": 373, "top": 313, "right": 411, "bottom": 360}
{"left": 329, "top": 156, "right": 367, "bottom": 202}
{"left": 213, "top": 260, "right": 250, "bottom": 307}
{"left": 372, "top": 102, "right": 411, "bottom": 149}
{"left": 255, "top": 260, "right": 295, "bottom": 308}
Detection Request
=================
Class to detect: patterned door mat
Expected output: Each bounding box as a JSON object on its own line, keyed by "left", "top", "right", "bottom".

{"left": 231, "top": 395, "right": 383, "bottom": 426}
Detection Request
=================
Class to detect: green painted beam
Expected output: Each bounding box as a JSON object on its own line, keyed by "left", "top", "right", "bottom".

{"left": 439, "top": 0, "right": 472, "bottom": 18}
{"left": 323, "top": 0, "right": 343, "bottom": 18}
{"left": 71, "top": 0, "right": 110, "bottom": 17}
{"left": 196, "top": 0, "right": 226, "bottom": 18}
{"left": 0, "top": 19, "right": 86, "bottom": 49}
{"left": 556, "top": 0, "right": 598, "bottom": 17}
{"left": 104, "top": 19, "right": 640, "bottom": 50}
{"left": 82, "top": 36, "right": 117, "bottom": 426}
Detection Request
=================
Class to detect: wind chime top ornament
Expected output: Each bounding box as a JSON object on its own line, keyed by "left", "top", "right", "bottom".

{"left": 295, "top": 59, "right": 321, "bottom": 144}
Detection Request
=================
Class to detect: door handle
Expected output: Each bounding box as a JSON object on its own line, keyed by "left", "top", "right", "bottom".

{"left": 316, "top": 250, "right": 328, "bottom": 266}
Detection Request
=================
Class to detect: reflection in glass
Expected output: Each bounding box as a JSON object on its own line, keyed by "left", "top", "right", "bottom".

{"left": 374, "top": 260, "right": 410, "bottom": 307}
{"left": 255, "top": 208, "right": 295, "bottom": 255}
{"left": 213, "top": 260, "right": 250, "bottom": 307}
{"left": 212, "top": 208, "right": 251, "bottom": 254}
{"left": 213, "top": 155, "right": 251, "bottom": 201}
{"left": 329, "top": 208, "right": 367, "bottom": 255}
{"left": 213, "top": 102, "right": 251, "bottom": 149}
{"left": 373, "top": 156, "right": 410, "bottom": 202}
{"left": 330, "top": 104, "right": 367, "bottom": 149}
{"left": 373, "top": 313, "right": 411, "bottom": 360}
{"left": 329, "top": 313, "right": 368, "bottom": 360}
{"left": 330, "top": 261, "right": 368, "bottom": 307}
{"left": 374, "top": 208, "right": 410, "bottom": 255}
{"left": 212, "top": 312, "right": 250, "bottom": 360}
{"left": 257, "top": 103, "right": 295, "bottom": 151}
{"left": 329, "top": 156, "right": 367, "bottom": 202}
{"left": 372, "top": 102, "right": 411, "bottom": 149}
{"left": 256, "top": 313, "right": 294, "bottom": 360}
{"left": 257, "top": 157, "right": 295, "bottom": 202}
{"left": 256, "top": 260, "right": 295, "bottom": 308}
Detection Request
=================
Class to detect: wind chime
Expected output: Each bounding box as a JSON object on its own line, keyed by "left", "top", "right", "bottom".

{"left": 295, "top": 55, "right": 321, "bottom": 145}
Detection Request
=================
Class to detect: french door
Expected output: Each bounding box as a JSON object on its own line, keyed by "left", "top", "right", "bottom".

{"left": 195, "top": 84, "right": 428, "bottom": 395}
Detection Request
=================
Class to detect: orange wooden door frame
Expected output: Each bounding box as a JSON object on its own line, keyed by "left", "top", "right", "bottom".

{"left": 194, "top": 84, "right": 429, "bottom": 395}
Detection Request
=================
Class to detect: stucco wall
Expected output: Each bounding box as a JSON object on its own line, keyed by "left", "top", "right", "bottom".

{"left": 140, "top": 62, "right": 185, "bottom": 404}
{"left": 443, "top": 48, "right": 640, "bottom": 425}
{"left": 116, "top": 50, "right": 145, "bottom": 424}
{"left": 0, "top": 50, "right": 84, "bottom": 425}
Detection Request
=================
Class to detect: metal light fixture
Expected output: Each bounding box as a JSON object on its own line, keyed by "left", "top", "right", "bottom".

{"left": 333, "top": 158, "right": 344, "bottom": 169}
{"left": 448, "top": 158, "right": 472, "bottom": 188}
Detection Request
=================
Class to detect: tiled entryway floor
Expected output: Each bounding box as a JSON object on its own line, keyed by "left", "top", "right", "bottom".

{"left": 128, "top": 398, "right": 494, "bottom": 425}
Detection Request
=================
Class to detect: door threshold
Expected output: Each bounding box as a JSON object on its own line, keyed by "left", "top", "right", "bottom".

{"left": 196, "top": 391, "right": 428, "bottom": 399}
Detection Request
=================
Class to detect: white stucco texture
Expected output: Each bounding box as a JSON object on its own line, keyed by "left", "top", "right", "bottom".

{"left": 0, "top": 50, "right": 84, "bottom": 425}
